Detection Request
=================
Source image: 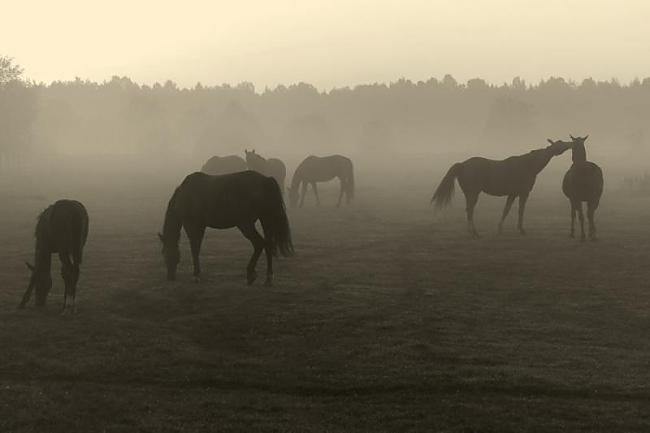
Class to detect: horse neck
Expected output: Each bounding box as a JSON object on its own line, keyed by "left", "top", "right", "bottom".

{"left": 572, "top": 145, "right": 587, "bottom": 163}
{"left": 34, "top": 243, "right": 52, "bottom": 276}
{"left": 291, "top": 169, "right": 304, "bottom": 188}
{"left": 162, "top": 196, "right": 182, "bottom": 247}
{"left": 527, "top": 148, "right": 555, "bottom": 174}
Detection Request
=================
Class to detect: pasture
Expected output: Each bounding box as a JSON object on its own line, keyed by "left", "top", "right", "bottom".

{"left": 0, "top": 171, "right": 649, "bottom": 432}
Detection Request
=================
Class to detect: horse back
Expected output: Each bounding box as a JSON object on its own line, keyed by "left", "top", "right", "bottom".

{"left": 458, "top": 157, "right": 538, "bottom": 196}
{"left": 297, "top": 154, "right": 352, "bottom": 182}
{"left": 47, "top": 200, "right": 88, "bottom": 257}
{"left": 175, "top": 171, "right": 270, "bottom": 228}
{"left": 201, "top": 155, "right": 247, "bottom": 175}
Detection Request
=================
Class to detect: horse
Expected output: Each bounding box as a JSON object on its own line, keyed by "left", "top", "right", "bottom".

{"left": 159, "top": 171, "right": 293, "bottom": 286}
{"left": 201, "top": 155, "right": 247, "bottom": 175}
{"left": 288, "top": 155, "right": 355, "bottom": 208}
{"left": 432, "top": 140, "right": 572, "bottom": 237}
{"left": 560, "top": 135, "right": 604, "bottom": 241}
{"left": 19, "top": 200, "right": 89, "bottom": 313}
{"left": 244, "top": 149, "right": 287, "bottom": 195}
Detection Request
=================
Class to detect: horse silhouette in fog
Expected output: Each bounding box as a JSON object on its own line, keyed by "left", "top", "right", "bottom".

{"left": 560, "top": 135, "right": 604, "bottom": 241}
{"left": 159, "top": 171, "right": 293, "bottom": 286}
{"left": 201, "top": 155, "right": 247, "bottom": 175}
{"left": 245, "top": 149, "right": 287, "bottom": 195}
{"left": 288, "top": 155, "right": 354, "bottom": 207}
{"left": 432, "top": 141, "right": 572, "bottom": 237}
{"left": 19, "top": 200, "right": 89, "bottom": 313}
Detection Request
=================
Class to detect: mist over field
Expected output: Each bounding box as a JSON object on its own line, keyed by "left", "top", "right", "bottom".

{"left": 2, "top": 1, "right": 650, "bottom": 432}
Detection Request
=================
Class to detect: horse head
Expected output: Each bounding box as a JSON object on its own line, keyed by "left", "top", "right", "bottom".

{"left": 158, "top": 232, "right": 180, "bottom": 281}
{"left": 545, "top": 138, "right": 573, "bottom": 155}
{"left": 22, "top": 260, "right": 52, "bottom": 307}
{"left": 568, "top": 134, "right": 588, "bottom": 162}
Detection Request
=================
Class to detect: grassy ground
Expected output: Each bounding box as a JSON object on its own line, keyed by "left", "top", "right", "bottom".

{"left": 0, "top": 181, "right": 649, "bottom": 432}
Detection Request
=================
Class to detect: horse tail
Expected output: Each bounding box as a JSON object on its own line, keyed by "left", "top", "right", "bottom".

{"left": 347, "top": 160, "right": 355, "bottom": 200}
{"left": 262, "top": 177, "right": 294, "bottom": 257}
{"left": 432, "top": 162, "right": 462, "bottom": 208}
{"left": 74, "top": 203, "right": 89, "bottom": 266}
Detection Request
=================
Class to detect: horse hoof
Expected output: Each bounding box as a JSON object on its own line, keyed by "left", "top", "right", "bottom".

{"left": 247, "top": 271, "right": 257, "bottom": 285}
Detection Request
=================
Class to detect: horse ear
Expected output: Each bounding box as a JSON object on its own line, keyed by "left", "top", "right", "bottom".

{"left": 158, "top": 232, "right": 164, "bottom": 243}
{"left": 583, "top": 135, "right": 589, "bottom": 141}
{"left": 570, "top": 134, "right": 576, "bottom": 140}
{"left": 25, "top": 261, "right": 35, "bottom": 271}
{"left": 547, "top": 139, "right": 554, "bottom": 145}
{"left": 252, "top": 149, "right": 256, "bottom": 154}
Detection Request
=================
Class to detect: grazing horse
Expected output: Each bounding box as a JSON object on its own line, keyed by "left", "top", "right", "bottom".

{"left": 560, "top": 135, "right": 604, "bottom": 241}
{"left": 244, "top": 149, "right": 287, "bottom": 195}
{"left": 19, "top": 200, "right": 89, "bottom": 313}
{"left": 432, "top": 141, "right": 572, "bottom": 237}
{"left": 201, "top": 155, "right": 247, "bottom": 175}
{"left": 288, "top": 155, "right": 355, "bottom": 207}
{"left": 159, "top": 171, "right": 293, "bottom": 286}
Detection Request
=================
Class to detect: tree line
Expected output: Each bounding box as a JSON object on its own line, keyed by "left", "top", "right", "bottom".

{"left": 2, "top": 55, "right": 649, "bottom": 172}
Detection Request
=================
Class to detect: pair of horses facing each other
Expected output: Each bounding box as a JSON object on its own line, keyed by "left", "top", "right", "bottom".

{"left": 432, "top": 136, "right": 603, "bottom": 239}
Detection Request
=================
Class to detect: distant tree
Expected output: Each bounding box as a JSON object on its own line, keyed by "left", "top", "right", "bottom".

{"left": 0, "top": 56, "right": 23, "bottom": 83}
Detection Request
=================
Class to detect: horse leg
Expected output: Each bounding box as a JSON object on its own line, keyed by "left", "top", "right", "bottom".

{"left": 299, "top": 181, "right": 308, "bottom": 207}
{"left": 498, "top": 195, "right": 516, "bottom": 234}
{"left": 184, "top": 224, "right": 206, "bottom": 282}
{"left": 337, "top": 178, "right": 345, "bottom": 207}
{"left": 312, "top": 182, "right": 321, "bottom": 206}
{"left": 517, "top": 193, "right": 529, "bottom": 235}
{"left": 587, "top": 200, "right": 598, "bottom": 241}
{"left": 464, "top": 191, "right": 480, "bottom": 238}
{"left": 569, "top": 200, "right": 577, "bottom": 238}
{"left": 70, "top": 263, "right": 80, "bottom": 314}
{"left": 576, "top": 202, "right": 586, "bottom": 241}
{"left": 260, "top": 219, "right": 274, "bottom": 286}
{"left": 59, "top": 252, "right": 73, "bottom": 315}
{"left": 238, "top": 223, "right": 265, "bottom": 285}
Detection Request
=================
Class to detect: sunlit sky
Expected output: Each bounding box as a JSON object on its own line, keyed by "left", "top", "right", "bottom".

{"left": 3, "top": 0, "right": 650, "bottom": 89}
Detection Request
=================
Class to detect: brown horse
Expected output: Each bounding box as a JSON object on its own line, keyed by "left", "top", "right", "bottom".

{"left": 560, "top": 135, "right": 604, "bottom": 241}
{"left": 19, "top": 200, "right": 89, "bottom": 313}
{"left": 244, "top": 149, "right": 287, "bottom": 195}
{"left": 159, "top": 171, "right": 293, "bottom": 286}
{"left": 201, "top": 155, "right": 247, "bottom": 175}
{"left": 288, "top": 155, "right": 355, "bottom": 207}
{"left": 432, "top": 141, "right": 572, "bottom": 237}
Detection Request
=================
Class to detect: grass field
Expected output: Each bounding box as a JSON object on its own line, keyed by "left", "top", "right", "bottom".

{"left": 0, "top": 177, "right": 649, "bottom": 432}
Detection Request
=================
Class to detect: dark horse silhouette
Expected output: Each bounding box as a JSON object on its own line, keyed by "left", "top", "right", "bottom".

{"left": 159, "top": 171, "right": 293, "bottom": 285}
{"left": 19, "top": 200, "right": 89, "bottom": 313}
{"left": 559, "top": 135, "right": 604, "bottom": 241}
{"left": 288, "top": 155, "right": 355, "bottom": 207}
{"left": 244, "top": 149, "right": 287, "bottom": 195}
{"left": 201, "top": 155, "right": 247, "bottom": 175}
{"left": 432, "top": 141, "right": 572, "bottom": 237}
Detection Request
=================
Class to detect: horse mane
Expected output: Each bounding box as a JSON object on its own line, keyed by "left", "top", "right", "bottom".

{"left": 34, "top": 205, "right": 53, "bottom": 241}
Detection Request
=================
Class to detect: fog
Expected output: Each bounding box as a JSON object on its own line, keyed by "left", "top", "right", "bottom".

{"left": 1, "top": 73, "right": 649, "bottom": 201}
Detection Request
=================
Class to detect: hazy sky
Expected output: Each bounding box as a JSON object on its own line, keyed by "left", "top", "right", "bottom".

{"left": 3, "top": 0, "right": 650, "bottom": 89}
